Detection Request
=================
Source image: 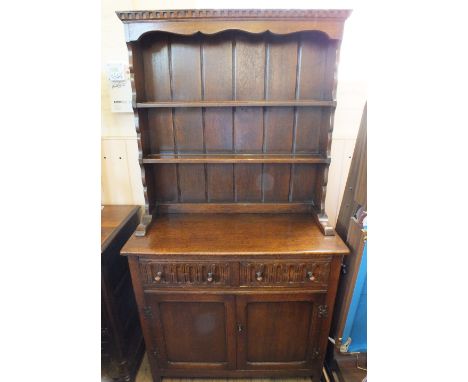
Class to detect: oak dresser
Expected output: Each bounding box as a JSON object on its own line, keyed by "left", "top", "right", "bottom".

{"left": 117, "top": 9, "right": 351, "bottom": 382}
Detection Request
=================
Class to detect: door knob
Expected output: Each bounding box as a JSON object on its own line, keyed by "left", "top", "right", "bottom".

{"left": 255, "top": 271, "right": 263, "bottom": 281}
{"left": 307, "top": 271, "right": 315, "bottom": 281}
{"left": 207, "top": 271, "right": 214, "bottom": 283}
{"left": 154, "top": 271, "right": 162, "bottom": 282}
{"left": 237, "top": 323, "right": 243, "bottom": 332}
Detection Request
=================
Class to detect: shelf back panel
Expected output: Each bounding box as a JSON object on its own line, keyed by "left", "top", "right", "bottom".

{"left": 150, "top": 163, "right": 324, "bottom": 204}
{"left": 131, "top": 29, "right": 338, "bottom": 218}
{"left": 137, "top": 30, "right": 336, "bottom": 157}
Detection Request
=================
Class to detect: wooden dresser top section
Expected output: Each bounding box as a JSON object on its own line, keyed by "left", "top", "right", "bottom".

{"left": 116, "top": 9, "right": 352, "bottom": 42}
{"left": 121, "top": 213, "right": 349, "bottom": 256}
{"left": 101, "top": 205, "right": 139, "bottom": 252}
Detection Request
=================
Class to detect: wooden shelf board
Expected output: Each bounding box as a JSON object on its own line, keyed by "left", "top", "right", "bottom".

{"left": 136, "top": 100, "right": 336, "bottom": 108}
{"left": 142, "top": 153, "right": 330, "bottom": 164}
{"left": 121, "top": 213, "right": 349, "bottom": 256}
{"left": 157, "top": 202, "right": 315, "bottom": 214}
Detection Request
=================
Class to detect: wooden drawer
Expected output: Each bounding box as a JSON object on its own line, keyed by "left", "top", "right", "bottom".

{"left": 138, "top": 260, "right": 236, "bottom": 287}
{"left": 239, "top": 260, "right": 331, "bottom": 288}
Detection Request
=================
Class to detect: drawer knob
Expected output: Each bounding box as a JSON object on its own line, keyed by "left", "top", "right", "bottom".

{"left": 255, "top": 271, "right": 263, "bottom": 281}
{"left": 154, "top": 271, "right": 162, "bottom": 282}
{"left": 207, "top": 272, "right": 214, "bottom": 283}
{"left": 307, "top": 271, "right": 315, "bottom": 281}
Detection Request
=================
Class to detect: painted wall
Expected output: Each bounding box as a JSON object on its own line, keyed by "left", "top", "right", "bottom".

{"left": 101, "top": 0, "right": 367, "bottom": 226}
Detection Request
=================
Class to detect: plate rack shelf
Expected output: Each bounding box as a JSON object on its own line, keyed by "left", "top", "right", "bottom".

{"left": 119, "top": 9, "right": 350, "bottom": 237}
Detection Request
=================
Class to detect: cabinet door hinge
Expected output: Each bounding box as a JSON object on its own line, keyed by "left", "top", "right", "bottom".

{"left": 318, "top": 305, "right": 328, "bottom": 318}
{"left": 143, "top": 306, "right": 152, "bottom": 319}
{"left": 341, "top": 263, "right": 348, "bottom": 275}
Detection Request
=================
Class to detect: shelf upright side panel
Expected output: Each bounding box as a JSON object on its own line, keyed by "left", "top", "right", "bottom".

{"left": 313, "top": 38, "right": 341, "bottom": 235}
{"left": 127, "top": 40, "right": 154, "bottom": 236}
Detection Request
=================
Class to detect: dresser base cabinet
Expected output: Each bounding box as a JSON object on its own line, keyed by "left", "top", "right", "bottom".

{"left": 122, "top": 214, "right": 348, "bottom": 381}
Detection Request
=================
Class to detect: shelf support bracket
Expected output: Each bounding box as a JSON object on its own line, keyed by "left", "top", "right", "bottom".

{"left": 314, "top": 210, "right": 335, "bottom": 236}
{"left": 135, "top": 213, "right": 153, "bottom": 237}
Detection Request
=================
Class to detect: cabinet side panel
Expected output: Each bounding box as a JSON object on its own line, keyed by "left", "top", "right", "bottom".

{"left": 126, "top": 257, "right": 160, "bottom": 380}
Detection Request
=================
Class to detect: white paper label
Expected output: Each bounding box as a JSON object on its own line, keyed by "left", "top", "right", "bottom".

{"left": 106, "top": 62, "right": 132, "bottom": 113}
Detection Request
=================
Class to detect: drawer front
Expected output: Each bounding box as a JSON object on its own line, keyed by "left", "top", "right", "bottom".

{"left": 138, "top": 260, "right": 235, "bottom": 287}
{"left": 240, "top": 260, "right": 331, "bottom": 288}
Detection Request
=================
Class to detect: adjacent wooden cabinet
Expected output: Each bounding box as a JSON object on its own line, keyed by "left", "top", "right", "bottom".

{"left": 101, "top": 205, "right": 144, "bottom": 382}
{"left": 117, "top": 9, "right": 351, "bottom": 382}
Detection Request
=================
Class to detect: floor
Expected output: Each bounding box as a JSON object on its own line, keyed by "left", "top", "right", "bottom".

{"left": 135, "top": 353, "right": 314, "bottom": 382}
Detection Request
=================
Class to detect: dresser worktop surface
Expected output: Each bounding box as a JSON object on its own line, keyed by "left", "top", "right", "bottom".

{"left": 101, "top": 205, "right": 140, "bottom": 252}
{"left": 121, "top": 213, "right": 349, "bottom": 256}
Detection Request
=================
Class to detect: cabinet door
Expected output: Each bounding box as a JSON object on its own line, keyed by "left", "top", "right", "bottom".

{"left": 145, "top": 293, "right": 236, "bottom": 370}
{"left": 236, "top": 293, "right": 325, "bottom": 370}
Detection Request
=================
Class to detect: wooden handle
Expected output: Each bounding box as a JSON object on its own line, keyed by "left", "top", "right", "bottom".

{"left": 307, "top": 271, "right": 315, "bottom": 281}
{"left": 207, "top": 271, "right": 214, "bottom": 283}
{"left": 154, "top": 271, "right": 162, "bottom": 282}
{"left": 255, "top": 271, "right": 263, "bottom": 281}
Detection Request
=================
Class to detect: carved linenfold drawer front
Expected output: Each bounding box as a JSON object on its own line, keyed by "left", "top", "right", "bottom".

{"left": 139, "top": 260, "right": 234, "bottom": 287}
{"left": 240, "top": 260, "right": 331, "bottom": 288}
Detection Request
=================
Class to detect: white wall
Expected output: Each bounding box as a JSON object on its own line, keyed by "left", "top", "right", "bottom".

{"left": 101, "top": 0, "right": 367, "bottom": 226}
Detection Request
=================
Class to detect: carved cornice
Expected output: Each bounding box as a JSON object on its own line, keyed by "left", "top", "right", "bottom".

{"left": 117, "top": 9, "right": 351, "bottom": 41}
{"left": 116, "top": 9, "right": 352, "bottom": 22}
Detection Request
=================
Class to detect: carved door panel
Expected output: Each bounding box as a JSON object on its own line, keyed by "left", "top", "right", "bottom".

{"left": 145, "top": 293, "right": 236, "bottom": 370}
{"left": 236, "top": 293, "right": 325, "bottom": 370}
